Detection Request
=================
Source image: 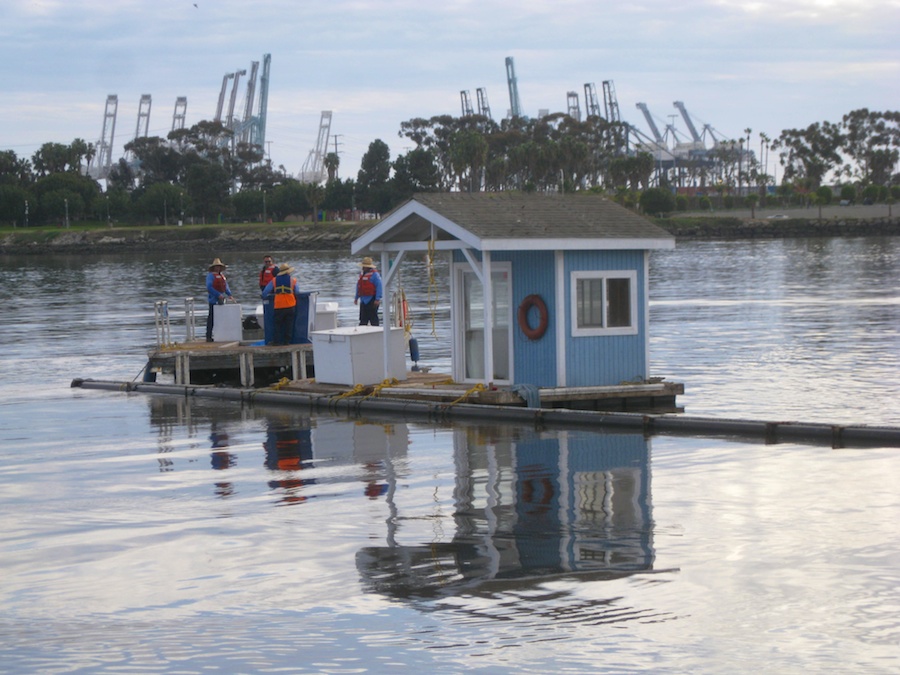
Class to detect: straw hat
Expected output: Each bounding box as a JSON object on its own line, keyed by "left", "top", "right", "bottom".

{"left": 359, "top": 256, "right": 375, "bottom": 268}
{"left": 277, "top": 264, "right": 295, "bottom": 276}
{"left": 208, "top": 257, "right": 227, "bottom": 270}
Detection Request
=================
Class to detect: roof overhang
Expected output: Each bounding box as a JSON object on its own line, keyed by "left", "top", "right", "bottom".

{"left": 352, "top": 197, "right": 676, "bottom": 255}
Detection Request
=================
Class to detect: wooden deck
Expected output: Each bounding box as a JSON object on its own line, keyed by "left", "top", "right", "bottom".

{"left": 280, "top": 371, "right": 683, "bottom": 412}
{"left": 146, "top": 340, "right": 315, "bottom": 387}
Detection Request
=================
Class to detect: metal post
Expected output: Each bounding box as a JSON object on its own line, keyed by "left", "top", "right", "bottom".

{"left": 184, "top": 297, "right": 196, "bottom": 342}
{"left": 64, "top": 198, "right": 69, "bottom": 228}
{"left": 154, "top": 300, "right": 171, "bottom": 348}
{"left": 239, "top": 352, "right": 254, "bottom": 387}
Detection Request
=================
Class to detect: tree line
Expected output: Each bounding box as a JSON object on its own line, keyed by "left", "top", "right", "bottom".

{"left": 0, "top": 108, "right": 897, "bottom": 227}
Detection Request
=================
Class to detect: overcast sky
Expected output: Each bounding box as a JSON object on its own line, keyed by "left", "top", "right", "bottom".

{"left": 2, "top": 0, "right": 897, "bottom": 181}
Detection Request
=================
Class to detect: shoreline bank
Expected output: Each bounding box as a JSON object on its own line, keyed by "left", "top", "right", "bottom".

{"left": 2, "top": 211, "right": 898, "bottom": 256}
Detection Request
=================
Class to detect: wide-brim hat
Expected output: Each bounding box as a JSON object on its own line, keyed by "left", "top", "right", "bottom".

{"left": 277, "top": 264, "right": 295, "bottom": 276}
{"left": 208, "top": 257, "right": 227, "bottom": 270}
{"left": 359, "top": 256, "right": 375, "bottom": 268}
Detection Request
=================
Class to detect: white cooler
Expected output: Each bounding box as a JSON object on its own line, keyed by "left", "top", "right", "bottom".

{"left": 311, "top": 326, "right": 406, "bottom": 385}
{"left": 212, "top": 303, "right": 243, "bottom": 342}
{"left": 314, "top": 301, "right": 339, "bottom": 331}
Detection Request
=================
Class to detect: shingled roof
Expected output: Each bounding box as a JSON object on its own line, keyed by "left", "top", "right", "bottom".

{"left": 352, "top": 192, "right": 675, "bottom": 253}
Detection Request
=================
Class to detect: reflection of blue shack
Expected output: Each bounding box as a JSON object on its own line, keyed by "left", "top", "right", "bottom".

{"left": 356, "top": 428, "right": 654, "bottom": 598}
{"left": 508, "top": 432, "right": 653, "bottom": 576}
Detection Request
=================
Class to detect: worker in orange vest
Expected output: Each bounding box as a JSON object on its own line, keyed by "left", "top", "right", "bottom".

{"left": 261, "top": 264, "right": 302, "bottom": 345}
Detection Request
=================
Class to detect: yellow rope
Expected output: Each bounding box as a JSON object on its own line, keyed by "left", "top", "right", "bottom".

{"left": 362, "top": 377, "right": 400, "bottom": 400}
{"left": 428, "top": 237, "right": 439, "bottom": 337}
{"left": 446, "top": 382, "right": 486, "bottom": 406}
{"left": 270, "top": 377, "right": 292, "bottom": 390}
{"left": 331, "top": 383, "right": 367, "bottom": 400}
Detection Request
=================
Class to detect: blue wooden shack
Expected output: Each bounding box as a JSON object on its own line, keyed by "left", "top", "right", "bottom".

{"left": 351, "top": 193, "right": 675, "bottom": 391}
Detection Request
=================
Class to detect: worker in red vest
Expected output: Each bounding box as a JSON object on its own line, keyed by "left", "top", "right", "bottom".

{"left": 261, "top": 264, "right": 302, "bottom": 345}
{"left": 259, "top": 254, "right": 277, "bottom": 290}
{"left": 354, "top": 256, "right": 383, "bottom": 326}
{"left": 205, "top": 257, "right": 233, "bottom": 342}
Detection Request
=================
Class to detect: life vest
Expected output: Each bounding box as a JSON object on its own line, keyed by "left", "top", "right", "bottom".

{"left": 211, "top": 272, "right": 227, "bottom": 293}
{"left": 357, "top": 270, "right": 377, "bottom": 297}
{"left": 259, "top": 265, "right": 276, "bottom": 288}
{"left": 273, "top": 274, "right": 297, "bottom": 309}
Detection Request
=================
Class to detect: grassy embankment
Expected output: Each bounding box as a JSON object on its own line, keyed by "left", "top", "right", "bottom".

{"left": 2, "top": 202, "right": 897, "bottom": 254}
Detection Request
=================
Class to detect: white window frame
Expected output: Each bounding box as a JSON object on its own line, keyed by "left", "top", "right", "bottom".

{"left": 570, "top": 270, "right": 638, "bottom": 337}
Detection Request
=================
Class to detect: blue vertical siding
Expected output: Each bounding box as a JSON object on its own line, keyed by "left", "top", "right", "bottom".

{"left": 564, "top": 250, "right": 647, "bottom": 387}
{"left": 503, "top": 251, "right": 558, "bottom": 387}
{"left": 454, "top": 248, "right": 649, "bottom": 388}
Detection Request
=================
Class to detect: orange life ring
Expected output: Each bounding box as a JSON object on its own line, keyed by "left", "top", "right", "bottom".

{"left": 518, "top": 294, "right": 548, "bottom": 341}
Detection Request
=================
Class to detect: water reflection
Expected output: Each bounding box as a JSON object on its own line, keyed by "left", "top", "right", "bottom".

{"left": 264, "top": 416, "right": 315, "bottom": 504}
{"left": 357, "top": 426, "right": 657, "bottom": 599}
{"left": 146, "top": 396, "right": 658, "bottom": 600}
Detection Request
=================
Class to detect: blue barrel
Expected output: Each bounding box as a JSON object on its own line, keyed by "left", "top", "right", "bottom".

{"left": 290, "top": 292, "right": 316, "bottom": 344}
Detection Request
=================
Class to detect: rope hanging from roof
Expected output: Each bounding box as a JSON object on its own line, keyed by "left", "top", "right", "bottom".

{"left": 428, "top": 237, "right": 439, "bottom": 338}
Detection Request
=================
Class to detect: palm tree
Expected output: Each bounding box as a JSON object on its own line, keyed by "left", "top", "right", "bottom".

{"left": 743, "top": 128, "right": 752, "bottom": 194}
{"left": 324, "top": 152, "right": 340, "bottom": 182}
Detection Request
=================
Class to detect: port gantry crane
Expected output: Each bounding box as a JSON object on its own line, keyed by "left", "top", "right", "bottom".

{"left": 171, "top": 97, "right": 187, "bottom": 132}
{"left": 602, "top": 80, "right": 628, "bottom": 155}
{"left": 567, "top": 91, "right": 582, "bottom": 122}
{"left": 635, "top": 102, "right": 666, "bottom": 146}
{"left": 460, "top": 90, "right": 475, "bottom": 117}
{"left": 461, "top": 88, "right": 493, "bottom": 120}
{"left": 583, "top": 83, "right": 602, "bottom": 118}
{"left": 505, "top": 56, "right": 523, "bottom": 118}
{"left": 87, "top": 94, "right": 118, "bottom": 179}
{"left": 211, "top": 54, "right": 271, "bottom": 154}
{"left": 299, "top": 111, "right": 333, "bottom": 184}
{"left": 214, "top": 73, "right": 234, "bottom": 124}
{"left": 133, "top": 95, "right": 152, "bottom": 143}
{"left": 476, "top": 88, "right": 492, "bottom": 119}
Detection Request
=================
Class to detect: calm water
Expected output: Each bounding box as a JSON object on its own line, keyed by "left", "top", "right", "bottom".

{"left": 1, "top": 238, "right": 898, "bottom": 673}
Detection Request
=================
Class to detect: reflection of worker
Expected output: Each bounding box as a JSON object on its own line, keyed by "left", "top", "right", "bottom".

{"left": 209, "top": 424, "right": 235, "bottom": 498}
{"left": 354, "top": 256, "right": 383, "bottom": 326}
{"left": 259, "top": 254, "right": 277, "bottom": 290}
{"left": 261, "top": 263, "right": 302, "bottom": 345}
{"left": 263, "top": 420, "right": 315, "bottom": 504}
{"left": 205, "top": 257, "right": 234, "bottom": 342}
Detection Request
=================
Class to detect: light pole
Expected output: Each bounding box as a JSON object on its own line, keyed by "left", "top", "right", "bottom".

{"left": 262, "top": 190, "right": 267, "bottom": 224}
{"left": 64, "top": 198, "right": 69, "bottom": 228}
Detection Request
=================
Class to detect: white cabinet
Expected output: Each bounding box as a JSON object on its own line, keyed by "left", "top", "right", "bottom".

{"left": 311, "top": 326, "right": 406, "bottom": 385}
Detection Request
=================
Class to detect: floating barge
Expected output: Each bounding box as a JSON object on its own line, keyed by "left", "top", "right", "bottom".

{"left": 71, "top": 377, "right": 900, "bottom": 449}
{"left": 144, "top": 340, "right": 683, "bottom": 412}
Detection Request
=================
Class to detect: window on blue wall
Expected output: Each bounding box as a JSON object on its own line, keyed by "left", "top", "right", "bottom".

{"left": 571, "top": 270, "right": 638, "bottom": 337}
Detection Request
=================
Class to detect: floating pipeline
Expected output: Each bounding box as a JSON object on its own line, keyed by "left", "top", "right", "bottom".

{"left": 71, "top": 378, "right": 900, "bottom": 449}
